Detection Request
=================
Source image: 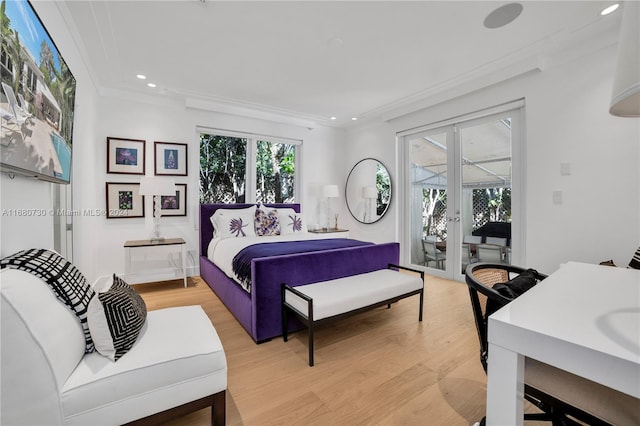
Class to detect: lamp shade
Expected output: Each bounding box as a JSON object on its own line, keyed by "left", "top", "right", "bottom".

{"left": 362, "top": 186, "right": 377, "bottom": 199}
{"left": 322, "top": 184, "right": 339, "bottom": 198}
{"left": 139, "top": 176, "right": 176, "bottom": 196}
{"left": 610, "top": 1, "right": 640, "bottom": 117}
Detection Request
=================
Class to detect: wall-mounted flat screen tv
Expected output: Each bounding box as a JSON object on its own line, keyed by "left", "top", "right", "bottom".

{"left": 1, "top": 0, "right": 76, "bottom": 184}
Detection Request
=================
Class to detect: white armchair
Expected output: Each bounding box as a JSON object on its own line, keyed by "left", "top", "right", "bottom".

{"left": 1, "top": 268, "right": 227, "bottom": 425}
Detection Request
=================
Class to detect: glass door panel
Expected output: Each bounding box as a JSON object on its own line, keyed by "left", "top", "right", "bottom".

{"left": 459, "top": 116, "right": 512, "bottom": 276}
{"left": 409, "top": 129, "right": 451, "bottom": 275}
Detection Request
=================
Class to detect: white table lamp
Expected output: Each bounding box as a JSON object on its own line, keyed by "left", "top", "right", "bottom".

{"left": 139, "top": 176, "right": 176, "bottom": 242}
{"left": 362, "top": 185, "right": 377, "bottom": 222}
{"left": 322, "top": 184, "right": 339, "bottom": 229}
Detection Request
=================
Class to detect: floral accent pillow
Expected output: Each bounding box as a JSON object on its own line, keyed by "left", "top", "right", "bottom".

{"left": 255, "top": 208, "right": 281, "bottom": 236}
{"left": 212, "top": 206, "right": 257, "bottom": 238}
{"left": 280, "top": 212, "right": 306, "bottom": 234}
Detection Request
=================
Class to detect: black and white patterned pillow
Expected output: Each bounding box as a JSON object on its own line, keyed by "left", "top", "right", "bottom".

{"left": 629, "top": 247, "right": 640, "bottom": 270}
{"left": 1, "top": 248, "right": 95, "bottom": 353}
{"left": 88, "top": 274, "right": 147, "bottom": 361}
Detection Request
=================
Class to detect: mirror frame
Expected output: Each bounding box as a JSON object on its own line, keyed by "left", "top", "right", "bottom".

{"left": 345, "top": 158, "right": 392, "bottom": 224}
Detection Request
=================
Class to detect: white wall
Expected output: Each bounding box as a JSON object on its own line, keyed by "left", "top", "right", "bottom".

{"left": 72, "top": 94, "right": 343, "bottom": 282}
{"left": 344, "top": 44, "right": 640, "bottom": 274}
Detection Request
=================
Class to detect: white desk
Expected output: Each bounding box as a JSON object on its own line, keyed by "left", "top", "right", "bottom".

{"left": 124, "top": 238, "right": 187, "bottom": 287}
{"left": 487, "top": 262, "right": 640, "bottom": 425}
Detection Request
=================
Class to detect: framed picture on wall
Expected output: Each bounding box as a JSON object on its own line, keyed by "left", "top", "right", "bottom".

{"left": 154, "top": 141, "right": 187, "bottom": 176}
{"left": 105, "top": 182, "right": 145, "bottom": 218}
{"left": 159, "top": 183, "right": 187, "bottom": 217}
{"left": 107, "top": 137, "right": 146, "bottom": 174}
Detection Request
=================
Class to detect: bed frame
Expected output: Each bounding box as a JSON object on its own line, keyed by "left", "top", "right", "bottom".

{"left": 199, "top": 203, "right": 400, "bottom": 343}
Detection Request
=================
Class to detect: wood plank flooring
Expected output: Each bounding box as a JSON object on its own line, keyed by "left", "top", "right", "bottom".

{"left": 134, "top": 274, "right": 531, "bottom": 426}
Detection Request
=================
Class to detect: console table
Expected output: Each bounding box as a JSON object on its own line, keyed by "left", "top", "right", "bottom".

{"left": 124, "top": 238, "right": 187, "bottom": 287}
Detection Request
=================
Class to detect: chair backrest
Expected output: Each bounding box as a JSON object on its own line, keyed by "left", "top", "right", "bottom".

{"left": 464, "top": 263, "right": 547, "bottom": 371}
{"left": 1, "top": 82, "right": 26, "bottom": 122}
{"left": 1, "top": 269, "right": 86, "bottom": 424}
{"left": 463, "top": 235, "right": 483, "bottom": 244}
{"left": 422, "top": 239, "right": 437, "bottom": 256}
{"left": 17, "top": 93, "right": 29, "bottom": 110}
{"left": 485, "top": 236, "right": 507, "bottom": 246}
{"left": 476, "top": 244, "right": 503, "bottom": 263}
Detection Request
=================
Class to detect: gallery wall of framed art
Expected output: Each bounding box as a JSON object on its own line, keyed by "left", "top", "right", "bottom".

{"left": 105, "top": 137, "right": 188, "bottom": 219}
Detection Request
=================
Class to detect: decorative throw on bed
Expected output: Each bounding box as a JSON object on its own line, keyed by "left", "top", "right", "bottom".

{"left": 232, "top": 238, "right": 374, "bottom": 291}
{"left": 0, "top": 248, "right": 96, "bottom": 352}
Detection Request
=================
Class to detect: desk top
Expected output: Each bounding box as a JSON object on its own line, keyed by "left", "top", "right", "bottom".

{"left": 124, "top": 237, "right": 185, "bottom": 248}
{"left": 489, "top": 261, "right": 640, "bottom": 397}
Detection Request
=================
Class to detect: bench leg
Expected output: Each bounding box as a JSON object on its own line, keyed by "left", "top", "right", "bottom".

{"left": 212, "top": 390, "right": 226, "bottom": 426}
{"left": 419, "top": 289, "right": 424, "bottom": 322}
{"left": 308, "top": 321, "right": 314, "bottom": 367}
{"left": 281, "top": 284, "right": 288, "bottom": 342}
{"left": 282, "top": 307, "right": 289, "bottom": 342}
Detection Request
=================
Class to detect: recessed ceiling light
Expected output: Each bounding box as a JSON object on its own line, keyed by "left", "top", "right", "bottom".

{"left": 330, "top": 117, "right": 337, "bottom": 120}
{"left": 351, "top": 117, "right": 358, "bottom": 121}
{"left": 147, "top": 83, "right": 156, "bottom": 88}
{"left": 483, "top": 3, "right": 523, "bottom": 29}
{"left": 136, "top": 74, "right": 146, "bottom": 80}
{"left": 601, "top": 3, "right": 619, "bottom": 16}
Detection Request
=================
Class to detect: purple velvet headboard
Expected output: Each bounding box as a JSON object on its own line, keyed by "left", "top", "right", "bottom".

{"left": 199, "top": 203, "right": 301, "bottom": 256}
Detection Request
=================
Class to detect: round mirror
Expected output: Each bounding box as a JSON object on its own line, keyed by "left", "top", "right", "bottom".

{"left": 346, "top": 158, "right": 392, "bottom": 224}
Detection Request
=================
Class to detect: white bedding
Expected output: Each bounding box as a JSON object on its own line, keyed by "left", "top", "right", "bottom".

{"left": 207, "top": 232, "right": 339, "bottom": 291}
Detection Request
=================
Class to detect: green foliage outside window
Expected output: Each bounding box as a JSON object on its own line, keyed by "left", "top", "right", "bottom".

{"left": 200, "top": 134, "right": 296, "bottom": 204}
{"left": 256, "top": 140, "right": 295, "bottom": 204}
{"left": 199, "top": 134, "right": 247, "bottom": 203}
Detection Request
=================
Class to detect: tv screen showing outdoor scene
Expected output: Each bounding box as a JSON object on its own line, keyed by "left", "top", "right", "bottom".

{"left": 1, "top": 0, "right": 76, "bottom": 184}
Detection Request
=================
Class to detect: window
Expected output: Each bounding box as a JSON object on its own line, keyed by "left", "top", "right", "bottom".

{"left": 256, "top": 140, "right": 295, "bottom": 204}
{"left": 199, "top": 130, "right": 300, "bottom": 204}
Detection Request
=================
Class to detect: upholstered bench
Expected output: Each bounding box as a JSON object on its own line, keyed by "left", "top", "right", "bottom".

{"left": 1, "top": 268, "right": 227, "bottom": 425}
{"left": 281, "top": 264, "right": 424, "bottom": 366}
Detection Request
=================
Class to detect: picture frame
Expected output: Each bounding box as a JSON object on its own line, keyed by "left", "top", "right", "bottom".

{"left": 105, "top": 182, "right": 145, "bottom": 218}
{"left": 154, "top": 141, "right": 188, "bottom": 176}
{"left": 159, "top": 183, "right": 187, "bottom": 217}
{"left": 107, "top": 137, "right": 146, "bottom": 175}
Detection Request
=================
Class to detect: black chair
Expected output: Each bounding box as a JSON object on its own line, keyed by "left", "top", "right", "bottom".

{"left": 465, "top": 262, "right": 614, "bottom": 426}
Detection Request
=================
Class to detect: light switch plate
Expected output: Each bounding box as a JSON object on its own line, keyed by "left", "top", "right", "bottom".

{"left": 553, "top": 190, "right": 563, "bottom": 205}
{"left": 560, "top": 162, "right": 571, "bottom": 176}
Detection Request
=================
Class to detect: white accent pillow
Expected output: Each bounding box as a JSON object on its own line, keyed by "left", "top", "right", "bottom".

{"left": 211, "top": 205, "right": 257, "bottom": 239}
{"left": 280, "top": 211, "right": 306, "bottom": 234}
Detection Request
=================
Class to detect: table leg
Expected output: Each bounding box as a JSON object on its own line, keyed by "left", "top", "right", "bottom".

{"left": 181, "top": 243, "right": 187, "bottom": 288}
{"left": 486, "top": 342, "right": 525, "bottom": 426}
{"left": 125, "top": 247, "right": 132, "bottom": 276}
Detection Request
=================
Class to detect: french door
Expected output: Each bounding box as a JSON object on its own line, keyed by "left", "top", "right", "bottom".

{"left": 400, "top": 105, "right": 523, "bottom": 281}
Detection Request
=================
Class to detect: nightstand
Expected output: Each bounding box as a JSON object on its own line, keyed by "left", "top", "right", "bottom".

{"left": 309, "top": 228, "right": 349, "bottom": 234}
{"left": 124, "top": 238, "right": 187, "bottom": 287}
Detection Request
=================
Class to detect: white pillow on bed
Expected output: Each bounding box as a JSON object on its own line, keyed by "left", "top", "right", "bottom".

{"left": 279, "top": 210, "right": 307, "bottom": 234}
{"left": 210, "top": 205, "right": 257, "bottom": 238}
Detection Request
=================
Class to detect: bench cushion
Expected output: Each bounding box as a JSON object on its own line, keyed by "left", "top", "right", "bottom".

{"left": 285, "top": 269, "right": 423, "bottom": 320}
{"left": 61, "top": 305, "right": 227, "bottom": 425}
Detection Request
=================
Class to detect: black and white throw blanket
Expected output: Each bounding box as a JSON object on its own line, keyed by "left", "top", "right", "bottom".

{"left": 1, "top": 248, "right": 95, "bottom": 353}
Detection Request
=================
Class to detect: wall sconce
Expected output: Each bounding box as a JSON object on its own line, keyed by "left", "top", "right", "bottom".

{"left": 139, "top": 176, "right": 176, "bottom": 242}
{"left": 610, "top": 1, "right": 639, "bottom": 117}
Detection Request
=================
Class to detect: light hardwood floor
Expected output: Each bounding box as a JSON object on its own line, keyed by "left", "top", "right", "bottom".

{"left": 135, "top": 274, "right": 492, "bottom": 426}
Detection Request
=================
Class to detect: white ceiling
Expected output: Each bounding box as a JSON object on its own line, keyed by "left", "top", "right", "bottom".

{"left": 57, "top": 1, "right": 622, "bottom": 128}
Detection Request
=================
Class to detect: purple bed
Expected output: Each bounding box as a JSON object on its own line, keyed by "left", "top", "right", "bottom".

{"left": 199, "top": 203, "right": 400, "bottom": 343}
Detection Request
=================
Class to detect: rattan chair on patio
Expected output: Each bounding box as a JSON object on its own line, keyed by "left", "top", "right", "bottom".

{"left": 465, "top": 263, "right": 636, "bottom": 426}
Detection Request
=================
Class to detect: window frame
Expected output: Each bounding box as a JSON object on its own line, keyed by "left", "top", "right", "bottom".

{"left": 198, "top": 127, "right": 301, "bottom": 204}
